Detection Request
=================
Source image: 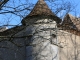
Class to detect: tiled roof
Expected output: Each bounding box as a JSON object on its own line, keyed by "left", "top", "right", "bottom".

{"left": 28, "top": 0, "right": 54, "bottom": 16}
{"left": 61, "top": 14, "right": 80, "bottom": 31}
{"left": 0, "top": 25, "right": 25, "bottom": 36}
{"left": 58, "top": 14, "right": 80, "bottom": 36}
{"left": 68, "top": 14, "right": 80, "bottom": 30}
{"left": 22, "top": 0, "right": 61, "bottom": 25}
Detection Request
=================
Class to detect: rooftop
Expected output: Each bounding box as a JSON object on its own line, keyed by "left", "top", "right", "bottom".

{"left": 28, "top": 0, "right": 54, "bottom": 16}
{"left": 22, "top": 0, "right": 61, "bottom": 25}
{"left": 61, "top": 14, "right": 80, "bottom": 31}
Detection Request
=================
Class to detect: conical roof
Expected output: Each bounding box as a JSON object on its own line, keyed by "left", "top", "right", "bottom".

{"left": 28, "top": 0, "right": 54, "bottom": 16}
{"left": 22, "top": 0, "right": 61, "bottom": 25}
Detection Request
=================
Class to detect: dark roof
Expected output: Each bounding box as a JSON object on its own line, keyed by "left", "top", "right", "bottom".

{"left": 58, "top": 14, "right": 80, "bottom": 36}
{"left": 0, "top": 25, "right": 25, "bottom": 36}
{"left": 58, "top": 24, "right": 80, "bottom": 36}
{"left": 22, "top": 0, "right": 61, "bottom": 25}
{"left": 68, "top": 14, "right": 80, "bottom": 31}
{"left": 0, "top": 0, "right": 62, "bottom": 36}
{"left": 28, "top": 0, "right": 54, "bottom": 16}
{"left": 61, "top": 14, "right": 80, "bottom": 30}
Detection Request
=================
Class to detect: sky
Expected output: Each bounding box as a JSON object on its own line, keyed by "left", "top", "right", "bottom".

{"left": 29, "top": 0, "right": 80, "bottom": 16}
{"left": 0, "top": 0, "right": 80, "bottom": 28}
{"left": 69, "top": 0, "right": 80, "bottom": 16}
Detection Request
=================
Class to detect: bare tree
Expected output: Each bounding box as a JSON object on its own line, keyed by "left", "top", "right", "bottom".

{"left": 0, "top": 0, "right": 75, "bottom": 27}
{"left": 0, "top": 0, "right": 9, "bottom": 9}
{"left": 0, "top": 0, "right": 78, "bottom": 60}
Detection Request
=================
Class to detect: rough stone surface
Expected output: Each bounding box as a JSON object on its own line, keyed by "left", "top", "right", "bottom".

{"left": 0, "top": 31, "right": 26, "bottom": 60}
{"left": 25, "top": 19, "right": 59, "bottom": 60}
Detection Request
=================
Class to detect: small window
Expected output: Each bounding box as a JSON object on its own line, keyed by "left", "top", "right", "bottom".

{"left": 50, "top": 34, "right": 57, "bottom": 44}
{"left": 51, "top": 34, "right": 56, "bottom": 38}
{"left": 26, "top": 35, "right": 33, "bottom": 46}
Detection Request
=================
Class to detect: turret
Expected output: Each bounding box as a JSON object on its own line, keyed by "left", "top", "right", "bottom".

{"left": 21, "top": 0, "right": 61, "bottom": 60}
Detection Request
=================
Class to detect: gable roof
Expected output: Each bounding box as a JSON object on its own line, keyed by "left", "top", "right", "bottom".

{"left": 58, "top": 14, "right": 80, "bottom": 36}
{"left": 62, "top": 14, "right": 80, "bottom": 31}
{"left": 69, "top": 14, "right": 80, "bottom": 31}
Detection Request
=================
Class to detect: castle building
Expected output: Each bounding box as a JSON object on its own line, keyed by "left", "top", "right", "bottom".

{"left": 58, "top": 14, "right": 80, "bottom": 60}
{"left": 0, "top": 0, "right": 80, "bottom": 60}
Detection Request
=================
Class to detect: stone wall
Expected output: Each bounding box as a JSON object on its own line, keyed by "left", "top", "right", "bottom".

{"left": 0, "top": 30, "right": 26, "bottom": 60}
{"left": 25, "top": 18, "right": 59, "bottom": 60}
{"left": 0, "top": 18, "right": 59, "bottom": 60}
{"left": 58, "top": 30, "right": 80, "bottom": 60}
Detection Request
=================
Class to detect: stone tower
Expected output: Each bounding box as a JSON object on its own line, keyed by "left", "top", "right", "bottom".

{"left": 22, "top": 0, "right": 61, "bottom": 60}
